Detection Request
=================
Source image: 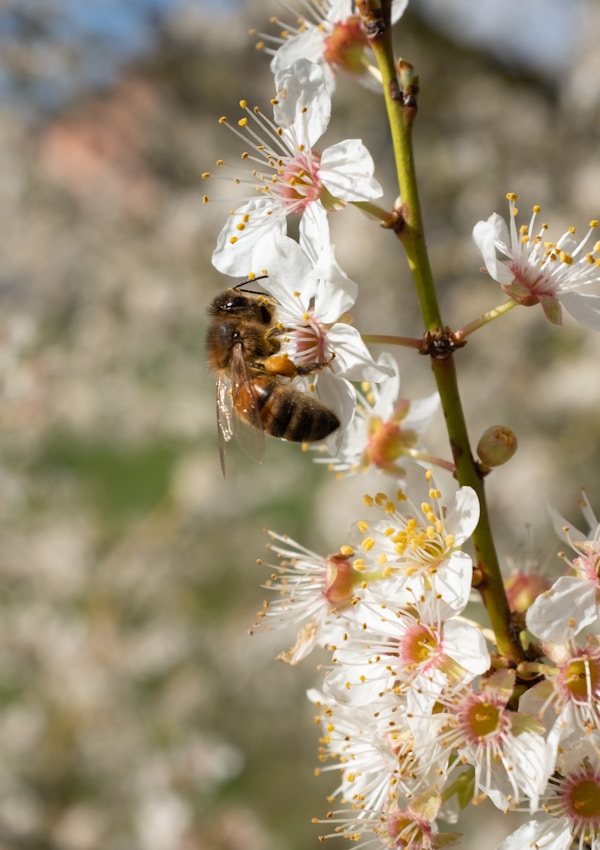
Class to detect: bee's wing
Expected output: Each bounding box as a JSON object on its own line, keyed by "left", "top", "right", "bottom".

{"left": 215, "top": 377, "right": 233, "bottom": 476}
{"left": 229, "top": 343, "right": 265, "bottom": 464}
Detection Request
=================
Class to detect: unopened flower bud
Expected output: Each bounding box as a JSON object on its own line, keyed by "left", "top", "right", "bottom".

{"left": 477, "top": 426, "right": 517, "bottom": 469}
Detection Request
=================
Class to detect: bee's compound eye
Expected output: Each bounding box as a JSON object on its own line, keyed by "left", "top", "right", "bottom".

{"left": 216, "top": 322, "right": 238, "bottom": 345}
{"left": 258, "top": 304, "right": 271, "bottom": 324}
{"left": 225, "top": 296, "right": 248, "bottom": 312}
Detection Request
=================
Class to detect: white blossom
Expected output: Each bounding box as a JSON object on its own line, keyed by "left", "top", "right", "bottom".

{"left": 255, "top": 1, "right": 409, "bottom": 93}
{"left": 473, "top": 193, "right": 600, "bottom": 330}
{"left": 205, "top": 59, "right": 382, "bottom": 276}
{"left": 314, "top": 351, "right": 441, "bottom": 477}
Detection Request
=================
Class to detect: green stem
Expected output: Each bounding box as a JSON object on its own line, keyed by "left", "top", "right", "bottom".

{"left": 352, "top": 200, "right": 398, "bottom": 225}
{"left": 360, "top": 2, "right": 523, "bottom": 664}
{"left": 456, "top": 298, "right": 518, "bottom": 340}
{"left": 406, "top": 449, "right": 455, "bottom": 474}
{"left": 362, "top": 333, "right": 422, "bottom": 349}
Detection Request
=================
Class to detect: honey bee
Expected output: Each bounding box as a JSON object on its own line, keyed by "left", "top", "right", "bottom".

{"left": 206, "top": 282, "right": 340, "bottom": 473}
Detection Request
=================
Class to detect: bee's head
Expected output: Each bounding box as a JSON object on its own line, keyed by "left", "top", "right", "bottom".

{"left": 209, "top": 289, "right": 274, "bottom": 325}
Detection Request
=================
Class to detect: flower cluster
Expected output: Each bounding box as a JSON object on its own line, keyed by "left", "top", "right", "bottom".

{"left": 203, "top": 46, "right": 441, "bottom": 476}
{"left": 256, "top": 480, "right": 600, "bottom": 849}
{"left": 204, "top": 5, "right": 600, "bottom": 849}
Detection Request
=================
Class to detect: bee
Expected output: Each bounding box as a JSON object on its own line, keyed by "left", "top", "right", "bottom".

{"left": 206, "top": 282, "right": 340, "bottom": 473}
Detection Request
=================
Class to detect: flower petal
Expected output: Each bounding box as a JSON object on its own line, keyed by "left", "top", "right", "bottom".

{"left": 403, "top": 392, "right": 440, "bottom": 433}
{"left": 212, "top": 197, "right": 286, "bottom": 276}
{"left": 559, "top": 291, "right": 600, "bottom": 330}
{"left": 320, "top": 139, "right": 383, "bottom": 201}
{"left": 256, "top": 234, "right": 315, "bottom": 312}
{"left": 444, "top": 486, "right": 480, "bottom": 544}
{"left": 270, "top": 27, "right": 330, "bottom": 86}
{"left": 327, "top": 323, "right": 393, "bottom": 382}
{"left": 472, "top": 214, "right": 515, "bottom": 285}
{"left": 273, "top": 59, "right": 331, "bottom": 148}
{"left": 525, "top": 575, "right": 598, "bottom": 642}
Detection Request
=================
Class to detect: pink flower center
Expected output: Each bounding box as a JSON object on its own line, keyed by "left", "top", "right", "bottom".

{"left": 324, "top": 553, "right": 357, "bottom": 608}
{"left": 504, "top": 571, "right": 551, "bottom": 613}
{"left": 279, "top": 151, "right": 322, "bottom": 211}
{"left": 502, "top": 260, "right": 550, "bottom": 305}
{"left": 548, "top": 761, "right": 600, "bottom": 835}
{"left": 572, "top": 541, "right": 600, "bottom": 585}
{"left": 323, "top": 16, "right": 369, "bottom": 76}
{"left": 366, "top": 419, "right": 416, "bottom": 470}
{"left": 401, "top": 623, "right": 440, "bottom": 669}
{"left": 563, "top": 654, "right": 600, "bottom": 703}
{"left": 291, "top": 313, "right": 330, "bottom": 366}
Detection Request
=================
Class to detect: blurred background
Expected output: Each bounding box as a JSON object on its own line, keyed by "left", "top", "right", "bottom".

{"left": 0, "top": 1, "right": 599, "bottom": 848}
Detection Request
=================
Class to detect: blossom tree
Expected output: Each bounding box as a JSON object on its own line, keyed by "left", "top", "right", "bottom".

{"left": 203, "top": 2, "right": 600, "bottom": 848}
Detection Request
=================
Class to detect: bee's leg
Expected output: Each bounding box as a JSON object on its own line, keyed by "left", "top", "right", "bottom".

{"left": 265, "top": 323, "right": 288, "bottom": 340}
{"left": 294, "top": 352, "right": 336, "bottom": 375}
{"left": 252, "top": 352, "right": 336, "bottom": 377}
{"left": 250, "top": 354, "right": 300, "bottom": 378}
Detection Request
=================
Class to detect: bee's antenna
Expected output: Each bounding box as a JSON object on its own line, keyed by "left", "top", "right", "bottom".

{"left": 234, "top": 274, "right": 269, "bottom": 294}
